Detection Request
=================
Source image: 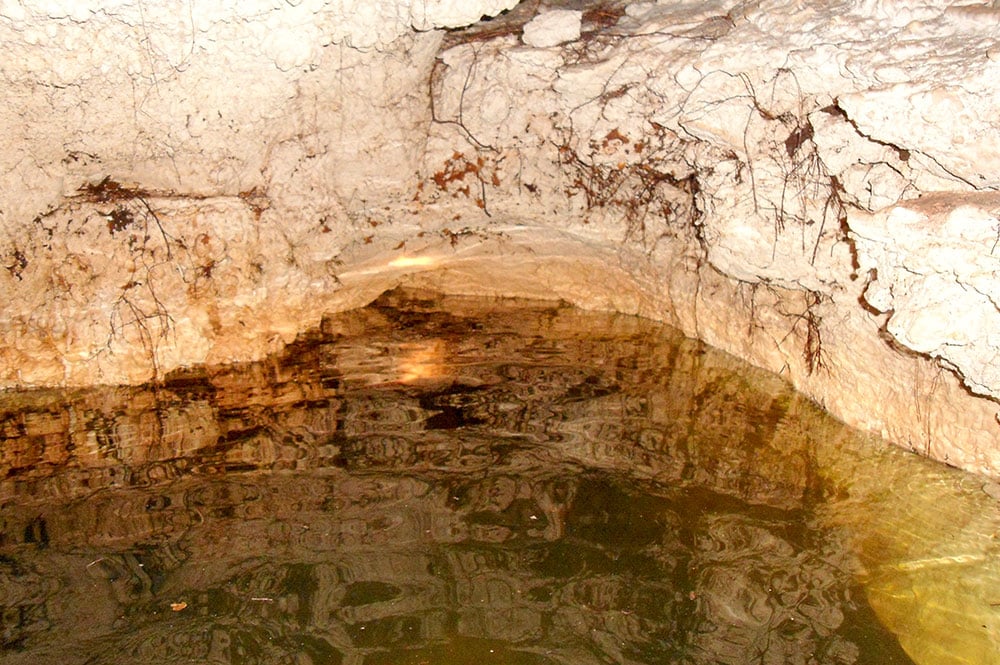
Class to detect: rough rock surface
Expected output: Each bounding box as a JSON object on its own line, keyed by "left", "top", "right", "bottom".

{"left": 2, "top": 0, "right": 1000, "bottom": 481}
{"left": 522, "top": 9, "right": 583, "bottom": 47}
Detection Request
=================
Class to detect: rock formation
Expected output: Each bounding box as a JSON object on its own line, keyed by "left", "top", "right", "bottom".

{"left": 2, "top": 0, "right": 1000, "bottom": 476}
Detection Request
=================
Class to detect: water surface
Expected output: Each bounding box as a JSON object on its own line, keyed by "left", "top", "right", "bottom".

{"left": 1, "top": 289, "right": 998, "bottom": 664}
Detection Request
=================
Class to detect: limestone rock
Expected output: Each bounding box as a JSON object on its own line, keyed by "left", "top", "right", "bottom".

{"left": 3, "top": 0, "right": 1000, "bottom": 485}
{"left": 849, "top": 193, "right": 1000, "bottom": 399}
{"left": 522, "top": 9, "right": 582, "bottom": 48}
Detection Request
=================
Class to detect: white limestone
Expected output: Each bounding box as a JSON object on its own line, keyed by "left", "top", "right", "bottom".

{"left": 522, "top": 9, "right": 582, "bottom": 48}
{"left": 849, "top": 193, "right": 1000, "bottom": 397}
{"left": 2, "top": 0, "right": 1000, "bottom": 493}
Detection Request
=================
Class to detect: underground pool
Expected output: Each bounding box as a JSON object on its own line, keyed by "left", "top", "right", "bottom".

{"left": 1, "top": 289, "right": 998, "bottom": 664}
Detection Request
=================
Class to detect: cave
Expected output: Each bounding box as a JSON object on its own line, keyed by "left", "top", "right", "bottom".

{"left": 3, "top": 0, "right": 999, "bottom": 476}
{"left": 1, "top": 1, "right": 1000, "bottom": 660}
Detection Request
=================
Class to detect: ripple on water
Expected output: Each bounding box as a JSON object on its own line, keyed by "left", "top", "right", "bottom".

{"left": 0, "top": 289, "right": 995, "bottom": 664}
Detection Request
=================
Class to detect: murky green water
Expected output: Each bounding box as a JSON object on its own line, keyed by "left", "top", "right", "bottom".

{"left": 1, "top": 289, "right": 998, "bottom": 665}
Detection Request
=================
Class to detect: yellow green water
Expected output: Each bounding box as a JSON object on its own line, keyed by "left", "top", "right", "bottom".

{"left": 0, "top": 289, "right": 997, "bottom": 664}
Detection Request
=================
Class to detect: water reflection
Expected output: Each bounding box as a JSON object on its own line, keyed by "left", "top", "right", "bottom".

{"left": 0, "top": 289, "right": 993, "bottom": 664}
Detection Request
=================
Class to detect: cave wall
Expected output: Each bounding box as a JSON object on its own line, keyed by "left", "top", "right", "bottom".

{"left": 2, "top": 0, "right": 1000, "bottom": 477}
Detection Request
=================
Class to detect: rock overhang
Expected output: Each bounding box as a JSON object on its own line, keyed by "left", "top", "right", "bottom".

{"left": 2, "top": 0, "right": 1000, "bottom": 480}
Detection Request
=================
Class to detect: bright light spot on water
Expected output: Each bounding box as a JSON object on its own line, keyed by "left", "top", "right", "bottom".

{"left": 397, "top": 339, "right": 446, "bottom": 382}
